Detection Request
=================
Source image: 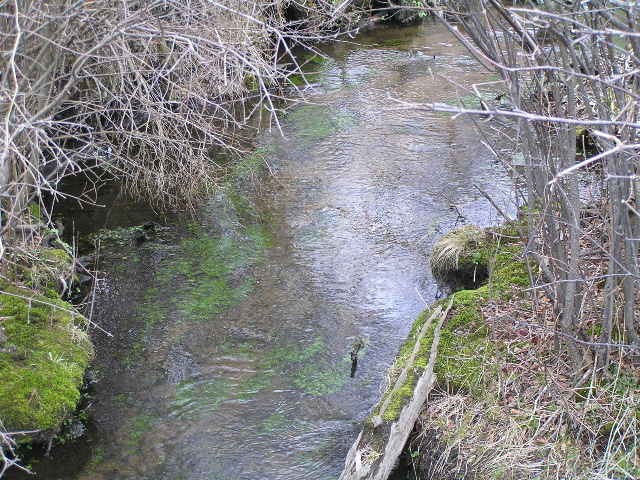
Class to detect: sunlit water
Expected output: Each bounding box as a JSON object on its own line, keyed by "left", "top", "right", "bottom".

{"left": 14, "top": 21, "right": 514, "bottom": 480}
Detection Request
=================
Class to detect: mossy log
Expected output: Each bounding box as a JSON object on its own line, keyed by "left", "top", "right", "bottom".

{"left": 339, "top": 299, "right": 453, "bottom": 480}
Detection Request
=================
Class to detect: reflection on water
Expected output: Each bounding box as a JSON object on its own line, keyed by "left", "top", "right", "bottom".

{"left": 14, "top": 21, "right": 513, "bottom": 480}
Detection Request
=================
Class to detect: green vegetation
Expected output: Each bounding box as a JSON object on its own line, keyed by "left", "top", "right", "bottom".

{"left": 288, "top": 54, "right": 330, "bottom": 86}
{"left": 0, "top": 284, "right": 93, "bottom": 434}
{"left": 286, "top": 104, "right": 355, "bottom": 140}
{"left": 373, "top": 226, "right": 529, "bottom": 422}
{"left": 84, "top": 446, "right": 105, "bottom": 471}
{"left": 167, "top": 336, "right": 348, "bottom": 420}
{"left": 167, "top": 222, "right": 272, "bottom": 321}
{"left": 125, "top": 414, "right": 156, "bottom": 449}
{"left": 259, "top": 411, "right": 294, "bottom": 433}
{"left": 377, "top": 38, "right": 406, "bottom": 47}
{"left": 294, "top": 364, "right": 347, "bottom": 396}
{"left": 170, "top": 377, "right": 235, "bottom": 420}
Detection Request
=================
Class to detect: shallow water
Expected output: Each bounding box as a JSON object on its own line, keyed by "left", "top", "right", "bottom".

{"left": 13, "top": 21, "right": 514, "bottom": 480}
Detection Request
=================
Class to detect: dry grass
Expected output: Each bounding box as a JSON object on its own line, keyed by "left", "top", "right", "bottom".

{"left": 431, "top": 226, "right": 484, "bottom": 278}
{"left": 410, "top": 277, "right": 640, "bottom": 480}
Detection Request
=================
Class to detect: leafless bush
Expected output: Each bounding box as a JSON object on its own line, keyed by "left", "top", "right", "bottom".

{"left": 414, "top": 0, "right": 640, "bottom": 374}
{"left": 0, "top": 0, "right": 360, "bottom": 259}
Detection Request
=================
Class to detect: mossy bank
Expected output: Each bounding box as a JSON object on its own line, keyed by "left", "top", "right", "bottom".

{"left": 377, "top": 223, "right": 528, "bottom": 424}
{"left": 0, "top": 248, "right": 94, "bottom": 440}
{"left": 339, "top": 222, "right": 530, "bottom": 479}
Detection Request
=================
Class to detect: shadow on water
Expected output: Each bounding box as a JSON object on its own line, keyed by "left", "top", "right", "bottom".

{"left": 8, "top": 22, "right": 514, "bottom": 480}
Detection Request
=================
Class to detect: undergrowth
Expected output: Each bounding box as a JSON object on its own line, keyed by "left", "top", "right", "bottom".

{"left": 405, "top": 224, "right": 640, "bottom": 480}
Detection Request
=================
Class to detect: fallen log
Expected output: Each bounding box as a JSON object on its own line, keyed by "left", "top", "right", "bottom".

{"left": 339, "top": 296, "right": 454, "bottom": 480}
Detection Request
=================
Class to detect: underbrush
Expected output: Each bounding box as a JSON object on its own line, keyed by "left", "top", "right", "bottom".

{"left": 405, "top": 225, "right": 640, "bottom": 480}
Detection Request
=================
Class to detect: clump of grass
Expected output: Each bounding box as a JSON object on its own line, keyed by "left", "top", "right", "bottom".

{"left": 431, "top": 225, "right": 486, "bottom": 280}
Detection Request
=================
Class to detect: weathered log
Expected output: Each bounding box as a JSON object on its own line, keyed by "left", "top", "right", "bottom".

{"left": 339, "top": 297, "right": 453, "bottom": 480}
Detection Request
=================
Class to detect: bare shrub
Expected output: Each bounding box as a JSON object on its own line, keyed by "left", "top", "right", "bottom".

{"left": 418, "top": 0, "right": 640, "bottom": 372}
{"left": 0, "top": 0, "right": 359, "bottom": 256}
{"left": 400, "top": 1, "right": 640, "bottom": 477}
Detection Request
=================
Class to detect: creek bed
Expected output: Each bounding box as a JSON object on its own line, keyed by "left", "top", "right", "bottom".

{"left": 10, "top": 21, "right": 513, "bottom": 480}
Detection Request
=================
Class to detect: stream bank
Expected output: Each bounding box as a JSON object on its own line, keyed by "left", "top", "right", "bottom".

{"left": 339, "top": 222, "right": 529, "bottom": 479}
{"left": 6, "top": 21, "right": 514, "bottom": 479}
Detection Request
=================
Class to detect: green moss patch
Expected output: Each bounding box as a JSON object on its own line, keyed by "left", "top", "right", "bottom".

{"left": 0, "top": 285, "right": 93, "bottom": 433}
{"left": 167, "top": 223, "right": 272, "bottom": 321}
{"left": 374, "top": 225, "right": 530, "bottom": 422}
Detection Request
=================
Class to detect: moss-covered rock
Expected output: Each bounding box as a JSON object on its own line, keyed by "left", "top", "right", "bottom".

{"left": 0, "top": 284, "right": 93, "bottom": 435}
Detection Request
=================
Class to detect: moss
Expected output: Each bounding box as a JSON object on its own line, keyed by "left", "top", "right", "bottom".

{"left": 229, "top": 147, "right": 274, "bottom": 183}
{"left": 7, "top": 247, "right": 75, "bottom": 294}
{"left": 84, "top": 446, "right": 105, "bottom": 471}
{"left": 259, "top": 411, "right": 290, "bottom": 433}
{"left": 168, "top": 227, "right": 269, "bottom": 320}
{"left": 0, "top": 284, "right": 93, "bottom": 433}
{"left": 244, "top": 74, "right": 259, "bottom": 91}
{"left": 375, "top": 223, "right": 530, "bottom": 422}
{"left": 293, "top": 364, "right": 347, "bottom": 396}
{"left": 378, "top": 38, "right": 406, "bottom": 47}
{"left": 289, "top": 72, "right": 322, "bottom": 86}
{"left": 125, "top": 414, "right": 156, "bottom": 449}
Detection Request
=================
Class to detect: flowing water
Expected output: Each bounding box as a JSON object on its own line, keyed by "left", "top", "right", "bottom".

{"left": 13, "top": 21, "right": 514, "bottom": 480}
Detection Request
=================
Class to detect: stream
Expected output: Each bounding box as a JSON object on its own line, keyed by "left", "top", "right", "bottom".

{"left": 13, "top": 21, "right": 514, "bottom": 480}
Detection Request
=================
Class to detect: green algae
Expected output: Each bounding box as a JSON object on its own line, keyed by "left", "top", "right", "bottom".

{"left": 123, "top": 197, "right": 273, "bottom": 365}
{"left": 259, "top": 411, "right": 290, "bottom": 433}
{"left": 170, "top": 378, "right": 234, "bottom": 419}
{"left": 83, "top": 446, "right": 105, "bottom": 472}
{"left": 125, "top": 414, "right": 156, "bottom": 449}
{"left": 88, "top": 170, "right": 274, "bottom": 373}
{"left": 377, "top": 38, "right": 406, "bottom": 47}
{"left": 166, "top": 336, "right": 346, "bottom": 421}
{"left": 234, "top": 337, "right": 350, "bottom": 403}
{"left": 229, "top": 146, "right": 274, "bottom": 183}
{"left": 289, "top": 72, "right": 322, "bottom": 86}
{"left": 288, "top": 54, "right": 331, "bottom": 87}
{"left": 168, "top": 224, "right": 271, "bottom": 321}
{"left": 293, "top": 364, "right": 347, "bottom": 396}
{"left": 0, "top": 285, "right": 93, "bottom": 433}
{"left": 286, "top": 104, "right": 355, "bottom": 140}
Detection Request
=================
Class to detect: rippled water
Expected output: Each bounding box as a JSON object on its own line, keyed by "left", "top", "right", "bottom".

{"left": 14, "top": 21, "right": 514, "bottom": 480}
